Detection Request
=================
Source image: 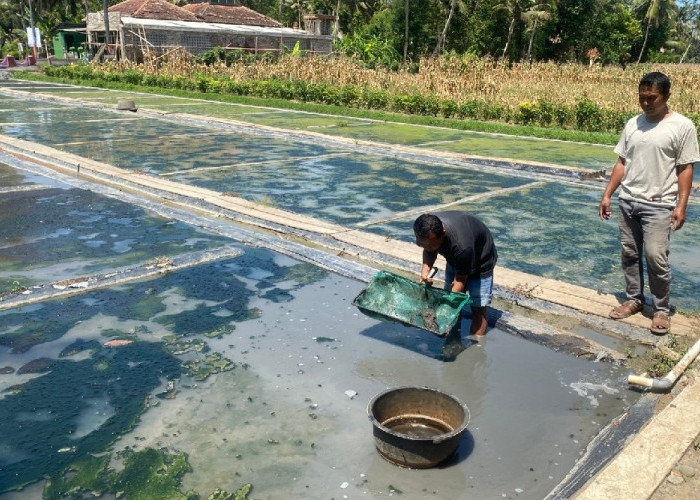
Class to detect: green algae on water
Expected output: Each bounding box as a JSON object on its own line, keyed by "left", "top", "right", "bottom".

{"left": 0, "top": 343, "right": 182, "bottom": 493}
{"left": 44, "top": 448, "right": 194, "bottom": 499}
{"left": 184, "top": 352, "right": 236, "bottom": 381}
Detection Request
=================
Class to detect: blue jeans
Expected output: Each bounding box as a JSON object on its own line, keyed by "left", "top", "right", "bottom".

{"left": 618, "top": 198, "right": 672, "bottom": 314}
{"left": 444, "top": 263, "right": 493, "bottom": 307}
{"left": 444, "top": 263, "right": 493, "bottom": 339}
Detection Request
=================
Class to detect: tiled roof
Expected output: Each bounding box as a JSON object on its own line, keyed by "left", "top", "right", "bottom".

{"left": 182, "top": 3, "right": 282, "bottom": 28}
{"left": 109, "top": 0, "right": 200, "bottom": 22}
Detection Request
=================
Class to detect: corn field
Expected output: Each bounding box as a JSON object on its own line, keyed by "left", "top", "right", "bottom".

{"left": 43, "top": 52, "right": 700, "bottom": 134}
{"left": 129, "top": 53, "right": 700, "bottom": 116}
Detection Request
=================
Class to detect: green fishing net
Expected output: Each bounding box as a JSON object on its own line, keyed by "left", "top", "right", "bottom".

{"left": 353, "top": 271, "right": 472, "bottom": 337}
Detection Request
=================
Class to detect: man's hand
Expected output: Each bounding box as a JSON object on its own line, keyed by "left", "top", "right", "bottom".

{"left": 452, "top": 274, "right": 467, "bottom": 294}
{"left": 600, "top": 157, "right": 625, "bottom": 221}
{"left": 420, "top": 266, "right": 438, "bottom": 286}
{"left": 599, "top": 195, "right": 613, "bottom": 220}
{"left": 673, "top": 164, "right": 693, "bottom": 231}
{"left": 671, "top": 206, "right": 686, "bottom": 231}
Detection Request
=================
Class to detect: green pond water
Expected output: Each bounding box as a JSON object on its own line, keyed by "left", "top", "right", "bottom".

{"left": 2, "top": 84, "right": 696, "bottom": 312}
{"left": 0, "top": 244, "right": 329, "bottom": 495}
{"left": 1, "top": 81, "right": 622, "bottom": 171}
{"left": 0, "top": 162, "right": 231, "bottom": 295}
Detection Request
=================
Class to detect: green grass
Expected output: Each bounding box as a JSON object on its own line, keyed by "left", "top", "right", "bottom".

{"left": 12, "top": 71, "right": 619, "bottom": 145}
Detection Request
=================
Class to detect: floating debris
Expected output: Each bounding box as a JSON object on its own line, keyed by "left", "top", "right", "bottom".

{"left": 344, "top": 390, "right": 357, "bottom": 399}
{"left": 156, "top": 380, "right": 179, "bottom": 400}
{"left": 104, "top": 339, "right": 134, "bottom": 347}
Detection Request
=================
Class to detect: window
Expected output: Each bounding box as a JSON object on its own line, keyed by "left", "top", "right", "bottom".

{"left": 182, "top": 34, "right": 211, "bottom": 55}
{"left": 145, "top": 32, "right": 167, "bottom": 53}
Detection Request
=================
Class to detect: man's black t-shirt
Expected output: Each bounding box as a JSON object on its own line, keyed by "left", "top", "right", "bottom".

{"left": 431, "top": 211, "right": 498, "bottom": 279}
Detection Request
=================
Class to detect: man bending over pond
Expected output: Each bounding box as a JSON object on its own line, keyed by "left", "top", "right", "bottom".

{"left": 414, "top": 211, "right": 498, "bottom": 337}
{"left": 599, "top": 71, "right": 699, "bottom": 335}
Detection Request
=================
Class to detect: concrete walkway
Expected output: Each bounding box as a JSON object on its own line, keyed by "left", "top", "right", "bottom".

{"left": 573, "top": 376, "right": 700, "bottom": 500}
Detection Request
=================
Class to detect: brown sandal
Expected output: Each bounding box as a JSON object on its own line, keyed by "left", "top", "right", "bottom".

{"left": 650, "top": 312, "right": 670, "bottom": 335}
{"left": 609, "top": 300, "right": 643, "bottom": 319}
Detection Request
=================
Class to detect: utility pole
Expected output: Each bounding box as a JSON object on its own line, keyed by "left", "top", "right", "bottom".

{"left": 28, "top": 0, "right": 38, "bottom": 60}
{"left": 103, "top": 0, "right": 111, "bottom": 51}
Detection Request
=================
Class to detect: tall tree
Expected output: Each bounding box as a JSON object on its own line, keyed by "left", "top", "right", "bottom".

{"left": 677, "top": 0, "right": 700, "bottom": 62}
{"left": 635, "top": 0, "right": 675, "bottom": 63}
{"left": 403, "top": 0, "right": 409, "bottom": 61}
{"left": 522, "top": 0, "right": 556, "bottom": 62}
{"left": 495, "top": 0, "right": 526, "bottom": 60}
{"left": 432, "top": 0, "right": 459, "bottom": 56}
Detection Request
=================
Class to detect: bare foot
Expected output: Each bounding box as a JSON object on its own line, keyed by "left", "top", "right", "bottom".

{"left": 470, "top": 306, "right": 488, "bottom": 336}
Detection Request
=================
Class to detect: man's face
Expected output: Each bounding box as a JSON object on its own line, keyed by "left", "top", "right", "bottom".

{"left": 415, "top": 231, "right": 442, "bottom": 252}
{"left": 638, "top": 84, "right": 669, "bottom": 119}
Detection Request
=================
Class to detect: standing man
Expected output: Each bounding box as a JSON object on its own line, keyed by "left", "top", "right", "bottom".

{"left": 599, "top": 71, "right": 699, "bottom": 335}
{"left": 414, "top": 211, "right": 498, "bottom": 336}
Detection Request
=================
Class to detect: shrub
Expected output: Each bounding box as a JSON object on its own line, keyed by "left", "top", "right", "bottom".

{"left": 122, "top": 70, "right": 143, "bottom": 85}
{"left": 362, "top": 88, "right": 390, "bottom": 110}
{"left": 575, "top": 97, "right": 604, "bottom": 131}
{"left": 195, "top": 47, "right": 226, "bottom": 66}
{"left": 440, "top": 99, "right": 459, "bottom": 118}
{"left": 536, "top": 99, "right": 555, "bottom": 127}
{"left": 554, "top": 104, "right": 571, "bottom": 128}
{"left": 480, "top": 101, "right": 504, "bottom": 121}
{"left": 338, "top": 85, "right": 361, "bottom": 107}
{"left": 518, "top": 101, "right": 538, "bottom": 125}
{"left": 457, "top": 100, "right": 479, "bottom": 119}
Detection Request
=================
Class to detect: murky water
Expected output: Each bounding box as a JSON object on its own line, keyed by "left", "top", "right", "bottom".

{"left": 386, "top": 418, "right": 452, "bottom": 438}
{"left": 0, "top": 162, "right": 230, "bottom": 295}
{"left": 0, "top": 156, "right": 639, "bottom": 498}
{"left": 0, "top": 263, "right": 639, "bottom": 498}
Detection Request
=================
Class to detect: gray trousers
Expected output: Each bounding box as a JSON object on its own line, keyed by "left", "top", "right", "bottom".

{"left": 618, "top": 198, "right": 673, "bottom": 314}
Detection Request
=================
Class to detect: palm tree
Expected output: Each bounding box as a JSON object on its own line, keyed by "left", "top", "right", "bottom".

{"left": 496, "top": 0, "right": 554, "bottom": 61}
{"left": 495, "top": 0, "right": 523, "bottom": 60}
{"left": 403, "top": 0, "right": 409, "bottom": 62}
{"left": 523, "top": 0, "right": 556, "bottom": 62}
{"left": 635, "top": 0, "right": 675, "bottom": 63}
{"left": 432, "top": 0, "right": 459, "bottom": 56}
{"left": 677, "top": 0, "right": 699, "bottom": 63}
{"left": 283, "top": 0, "right": 310, "bottom": 28}
{"left": 103, "top": 0, "right": 109, "bottom": 46}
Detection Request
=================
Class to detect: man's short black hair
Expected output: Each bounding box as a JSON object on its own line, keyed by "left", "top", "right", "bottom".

{"left": 639, "top": 71, "right": 671, "bottom": 96}
{"left": 414, "top": 214, "right": 444, "bottom": 238}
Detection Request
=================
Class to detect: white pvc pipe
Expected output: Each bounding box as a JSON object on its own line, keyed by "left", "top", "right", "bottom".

{"left": 628, "top": 336, "right": 700, "bottom": 393}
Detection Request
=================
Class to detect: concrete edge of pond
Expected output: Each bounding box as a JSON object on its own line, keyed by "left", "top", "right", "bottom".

{"left": 569, "top": 376, "right": 700, "bottom": 500}
{"left": 0, "top": 246, "right": 243, "bottom": 310}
